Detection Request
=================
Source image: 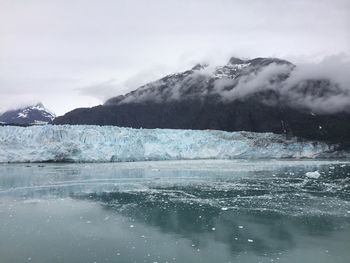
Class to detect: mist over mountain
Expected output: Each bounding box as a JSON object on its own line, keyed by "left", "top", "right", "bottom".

{"left": 104, "top": 56, "right": 350, "bottom": 113}
{"left": 0, "top": 103, "right": 55, "bottom": 125}
{"left": 53, "top": 56, "right": 350, "bottom": 146}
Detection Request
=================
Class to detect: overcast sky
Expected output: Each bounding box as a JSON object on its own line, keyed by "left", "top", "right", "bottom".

{"left": 1, "top": 0, "right": 349, "bottom": 115}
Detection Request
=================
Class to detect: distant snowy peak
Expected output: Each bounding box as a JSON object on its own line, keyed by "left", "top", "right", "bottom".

{"left": 27, "top": 103, "right": 48, "bottom": 112}
{"left": 0, "top": 103, "right": 55, "bottom": 125}
{"left": 16, "top": 103, "right": 55, "bottom": 120}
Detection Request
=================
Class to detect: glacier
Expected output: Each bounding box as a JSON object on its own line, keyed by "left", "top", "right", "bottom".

{"left": 0, "top": 125, "right": 337, "bottom": 163}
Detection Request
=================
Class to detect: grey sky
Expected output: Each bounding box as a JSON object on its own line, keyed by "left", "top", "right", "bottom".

{"left": 1, "top": 0, "right": 349, "bottom": 115}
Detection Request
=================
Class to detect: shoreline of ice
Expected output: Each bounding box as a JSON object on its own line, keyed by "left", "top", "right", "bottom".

{"left": 0, "top": 125, "right": 339, "bottom": 163}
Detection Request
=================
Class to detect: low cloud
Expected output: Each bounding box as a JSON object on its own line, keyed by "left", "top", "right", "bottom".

{"left": 210, "top": 54, "right": 350, "bottom": 113}
{"left": 281, "top": 54, "right": 350, "bottom": 113}
{"left": 78, "top": 79, "right": 121, "bottom": 102}
{"left": 213, "top": 63, "right": 292, "bottom": 101}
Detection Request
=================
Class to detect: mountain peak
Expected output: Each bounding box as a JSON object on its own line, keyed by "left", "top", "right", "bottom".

{"left": 34, "top": 102, "right": 44, "bottom": 108}
{"left": 247, "top": 57, "right": 293, "bottom": 67}
{"left": 29, "top": 102, "right": 48, "bottom": 112}
{"left": 0, "top": 103, "right": 55, "bottom": 125}
{"left": 227, "top": 57, "right": 246, "bottom": 65}
{"left": 191, "top": 63, "right": 208, "bottom": 71}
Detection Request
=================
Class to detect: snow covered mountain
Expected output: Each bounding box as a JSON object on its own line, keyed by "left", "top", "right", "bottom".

{"left": 104, "top": 57, "right": 293, "bottom": 105}
{"left": 0, "top": 103, "right": 55, "bottom": 125}
{"left": 53, "top": 57, "right": 350, "bottom": 147}
{"left": 0, "top": 125, "right": 337, "bottom": 163}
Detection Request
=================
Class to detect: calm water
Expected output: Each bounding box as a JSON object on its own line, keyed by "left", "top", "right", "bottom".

{"left": 0, "top": 160, "right": 349, "bottom": 263}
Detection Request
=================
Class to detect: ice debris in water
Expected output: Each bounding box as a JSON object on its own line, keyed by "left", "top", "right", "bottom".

{"left": 0, "top": 125, "right": 334, "bottom": 163}
{"left": 305, "top": 171, "right": 321, "bottom": 179}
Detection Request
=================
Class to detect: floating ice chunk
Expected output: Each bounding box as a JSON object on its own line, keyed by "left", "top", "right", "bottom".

{"left": 305, "top": 171, "right": 321, "bottom": 179}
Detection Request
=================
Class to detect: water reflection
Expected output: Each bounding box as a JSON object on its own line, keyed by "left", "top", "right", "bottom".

{"left": 0, "top": 160, "right": 349, "bottom": 263}
{"left": 74, "top": 187, "right": 349, "bottom": 259}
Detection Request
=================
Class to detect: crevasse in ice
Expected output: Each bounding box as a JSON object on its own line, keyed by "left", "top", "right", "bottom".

{"left": 0, "top": 125, "right": 333, "bottom": 163}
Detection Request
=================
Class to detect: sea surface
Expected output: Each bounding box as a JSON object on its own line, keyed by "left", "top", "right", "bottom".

{"left": 0, "top": 160, "right": 349, "bottom": 263}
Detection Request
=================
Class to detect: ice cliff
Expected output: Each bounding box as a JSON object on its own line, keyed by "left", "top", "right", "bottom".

{"left": 0, "top": 125, "right": 335, "bottom": 163}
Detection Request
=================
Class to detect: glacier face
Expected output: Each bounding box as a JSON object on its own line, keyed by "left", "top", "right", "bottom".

{"left": 0, "top": 125, "right": 335, "bottom": 163}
